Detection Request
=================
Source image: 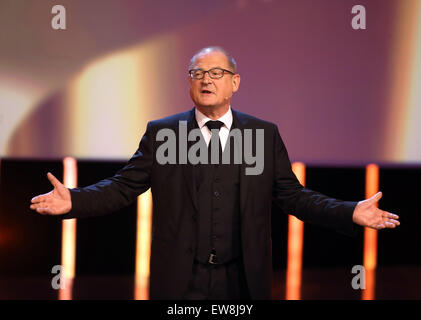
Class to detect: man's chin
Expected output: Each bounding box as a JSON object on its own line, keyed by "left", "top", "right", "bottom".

{"left": 198, "top": 104, "right": 215, "bottom": 108}
{"left": 195, "top": 103, "right": 216, "bottom": 109}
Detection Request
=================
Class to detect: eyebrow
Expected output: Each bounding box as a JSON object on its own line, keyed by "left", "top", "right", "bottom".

{"left": 192, "top": 66, "right": 225, "bottom": 70}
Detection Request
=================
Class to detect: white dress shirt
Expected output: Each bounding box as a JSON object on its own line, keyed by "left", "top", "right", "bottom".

{"left": 195, "top": 106, "right": 233, "bottom": 151}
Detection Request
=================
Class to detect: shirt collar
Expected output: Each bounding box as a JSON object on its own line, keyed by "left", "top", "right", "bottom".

{"left": 195, "top": 106, "right": 233, "bottom": 130}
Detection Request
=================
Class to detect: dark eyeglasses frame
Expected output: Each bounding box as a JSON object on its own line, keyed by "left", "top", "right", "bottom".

{"left": 188, "top": 67, "right": 236, "bottom": 80}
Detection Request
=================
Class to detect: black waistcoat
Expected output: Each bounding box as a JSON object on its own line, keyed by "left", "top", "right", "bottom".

{"left": 194, "top": 121, "right": 242, "bottom": 264}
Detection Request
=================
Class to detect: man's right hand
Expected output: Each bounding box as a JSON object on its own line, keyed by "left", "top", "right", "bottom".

{"left": 30, "top": 172, "right": 72, "bottom": 215}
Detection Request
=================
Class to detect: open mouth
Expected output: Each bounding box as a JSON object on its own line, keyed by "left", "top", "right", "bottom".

{"left": 201, "top": 89, "right": 213, "bottom": 94}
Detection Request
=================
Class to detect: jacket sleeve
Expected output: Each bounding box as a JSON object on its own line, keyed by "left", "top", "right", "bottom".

{"left": 63, "top": 122, "right": 154, "bottom": 219}
{"left": 271, "top": 125, "right": 361, "bottom": 237}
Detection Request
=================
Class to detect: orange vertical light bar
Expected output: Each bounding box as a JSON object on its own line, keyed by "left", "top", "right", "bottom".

{"left": 285, "top": 162, "right": 306, "bottom": 300}
{"left": 134, "top": 189, "right": 153, "bottom": 300}
{"left": 362, "top": 164, "right": 379, "bottom": 300}
{"left": 59, "top": 157, "right": 78, "bottom": 300}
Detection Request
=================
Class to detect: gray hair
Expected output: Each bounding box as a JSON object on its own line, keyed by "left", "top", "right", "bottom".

{"left": 189, "top": 46, "right": 237, "bottom": 73}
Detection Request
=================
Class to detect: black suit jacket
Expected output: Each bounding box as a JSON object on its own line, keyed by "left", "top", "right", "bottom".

{"left": 66, "top": 108, "right": 359, "bottom": 299}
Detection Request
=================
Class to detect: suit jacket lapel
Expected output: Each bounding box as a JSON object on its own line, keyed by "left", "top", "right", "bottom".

{"left": 182, "top": 108, "right": 199, "bottom": 213}
{"left": 231, "top": 108, "right": 251, "bottom": 218}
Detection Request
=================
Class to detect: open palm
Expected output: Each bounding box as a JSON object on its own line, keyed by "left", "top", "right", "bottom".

{"left": 352, "top": 191, "right": 400, "bottom": 230}
{"left": 30, "top": 172, "right": 71, "bottom": 215}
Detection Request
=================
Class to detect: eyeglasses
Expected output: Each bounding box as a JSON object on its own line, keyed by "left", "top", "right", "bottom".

{"left": 188, "top": 67, "right": 235, "bottom": 80}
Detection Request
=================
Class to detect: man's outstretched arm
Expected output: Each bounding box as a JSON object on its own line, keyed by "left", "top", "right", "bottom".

{"left": 30, "top": 122, "right": 154, "bottom": 218}
{"left": 271, "top": 125, "right": 399, "bottom": 235}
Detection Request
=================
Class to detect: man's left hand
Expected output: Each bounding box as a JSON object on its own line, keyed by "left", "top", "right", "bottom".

{"left": 352, "top": 191, "right": 400, "bottom": 230}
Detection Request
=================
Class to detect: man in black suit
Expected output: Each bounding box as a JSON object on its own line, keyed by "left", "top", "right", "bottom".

{"left": 30, "top": 46, "right": 400, "bottom": 300}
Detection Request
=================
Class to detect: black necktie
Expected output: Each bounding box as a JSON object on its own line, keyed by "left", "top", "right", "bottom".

{"left": 205, "top": 120, "right": 224, "bottom": 164}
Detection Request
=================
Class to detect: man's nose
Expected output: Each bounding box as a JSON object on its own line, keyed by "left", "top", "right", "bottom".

{"left": 201, "top": 71, "right": 212, "bottom": 83}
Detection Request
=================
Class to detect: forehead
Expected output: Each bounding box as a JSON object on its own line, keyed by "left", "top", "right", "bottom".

{"left": 191, "top": 51, "right": 230, "bottom": 69}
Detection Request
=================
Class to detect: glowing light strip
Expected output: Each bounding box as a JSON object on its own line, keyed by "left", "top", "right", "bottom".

{"left": 285, "top": 162, "right": 305, "bottom": 300}
{"left": 385, "top": 0, "right": 421, "bottom": 161}
{"left": 59, "top": 157, "right": 77, "bottom": 300}
{"left": 0, "top": 158, "right": 1, "bottom": 247}
{"left": 134, "top": 189, "right": 153, "bottom": 300}
{"left": 402, "top": 3, "right": 421, "bottom": 161}
{"left": 362, "top": 164, "right": 379, "bottom": 300}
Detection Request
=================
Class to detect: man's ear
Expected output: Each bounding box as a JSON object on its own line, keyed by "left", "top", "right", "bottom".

{"left": 232, "top": 74, "right": 241, "bottom": 93}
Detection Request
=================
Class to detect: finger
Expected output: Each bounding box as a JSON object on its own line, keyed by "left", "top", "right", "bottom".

{"left": 30, "top": 202, "right": 49, "bottom": 210}
{"left": 36, "top": 207, "right": 50, "bottom": 215}
{"left": 31, "top": 194, "right": 47, "bottom": 203}
{"left": 386, "top": 212, "right": 399, "bottom": 220}
{"left": 47, "top": 172, "right": 61, "bottom": 189}
{"left": 387, "top": 218, "right": 400, "bottom": 226}
{"left": 382, "top": 211, "right": 400, "bottom": 222}
{"left": 370, "top": 191, "right": 382, "bottom": 202}
{"left": 31, "top": 196, "right": 42, "bottom": 203}
{"left": 384, "top": 221, "right": 396, "bottom": 228}
{"left": 375, "top": 223, "right": 385, "bottom": 230}
{"left": 30, "top": 202, "right": 45, "bottom": 210}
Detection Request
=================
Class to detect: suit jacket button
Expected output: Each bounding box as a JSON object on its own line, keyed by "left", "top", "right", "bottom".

{"left": 214, "top": 191, "right": 220, "bottom": 197}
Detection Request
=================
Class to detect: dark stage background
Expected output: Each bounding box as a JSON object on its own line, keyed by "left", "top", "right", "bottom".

{"left": 0, "top": 159, "right": 419, "bottom": 299}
